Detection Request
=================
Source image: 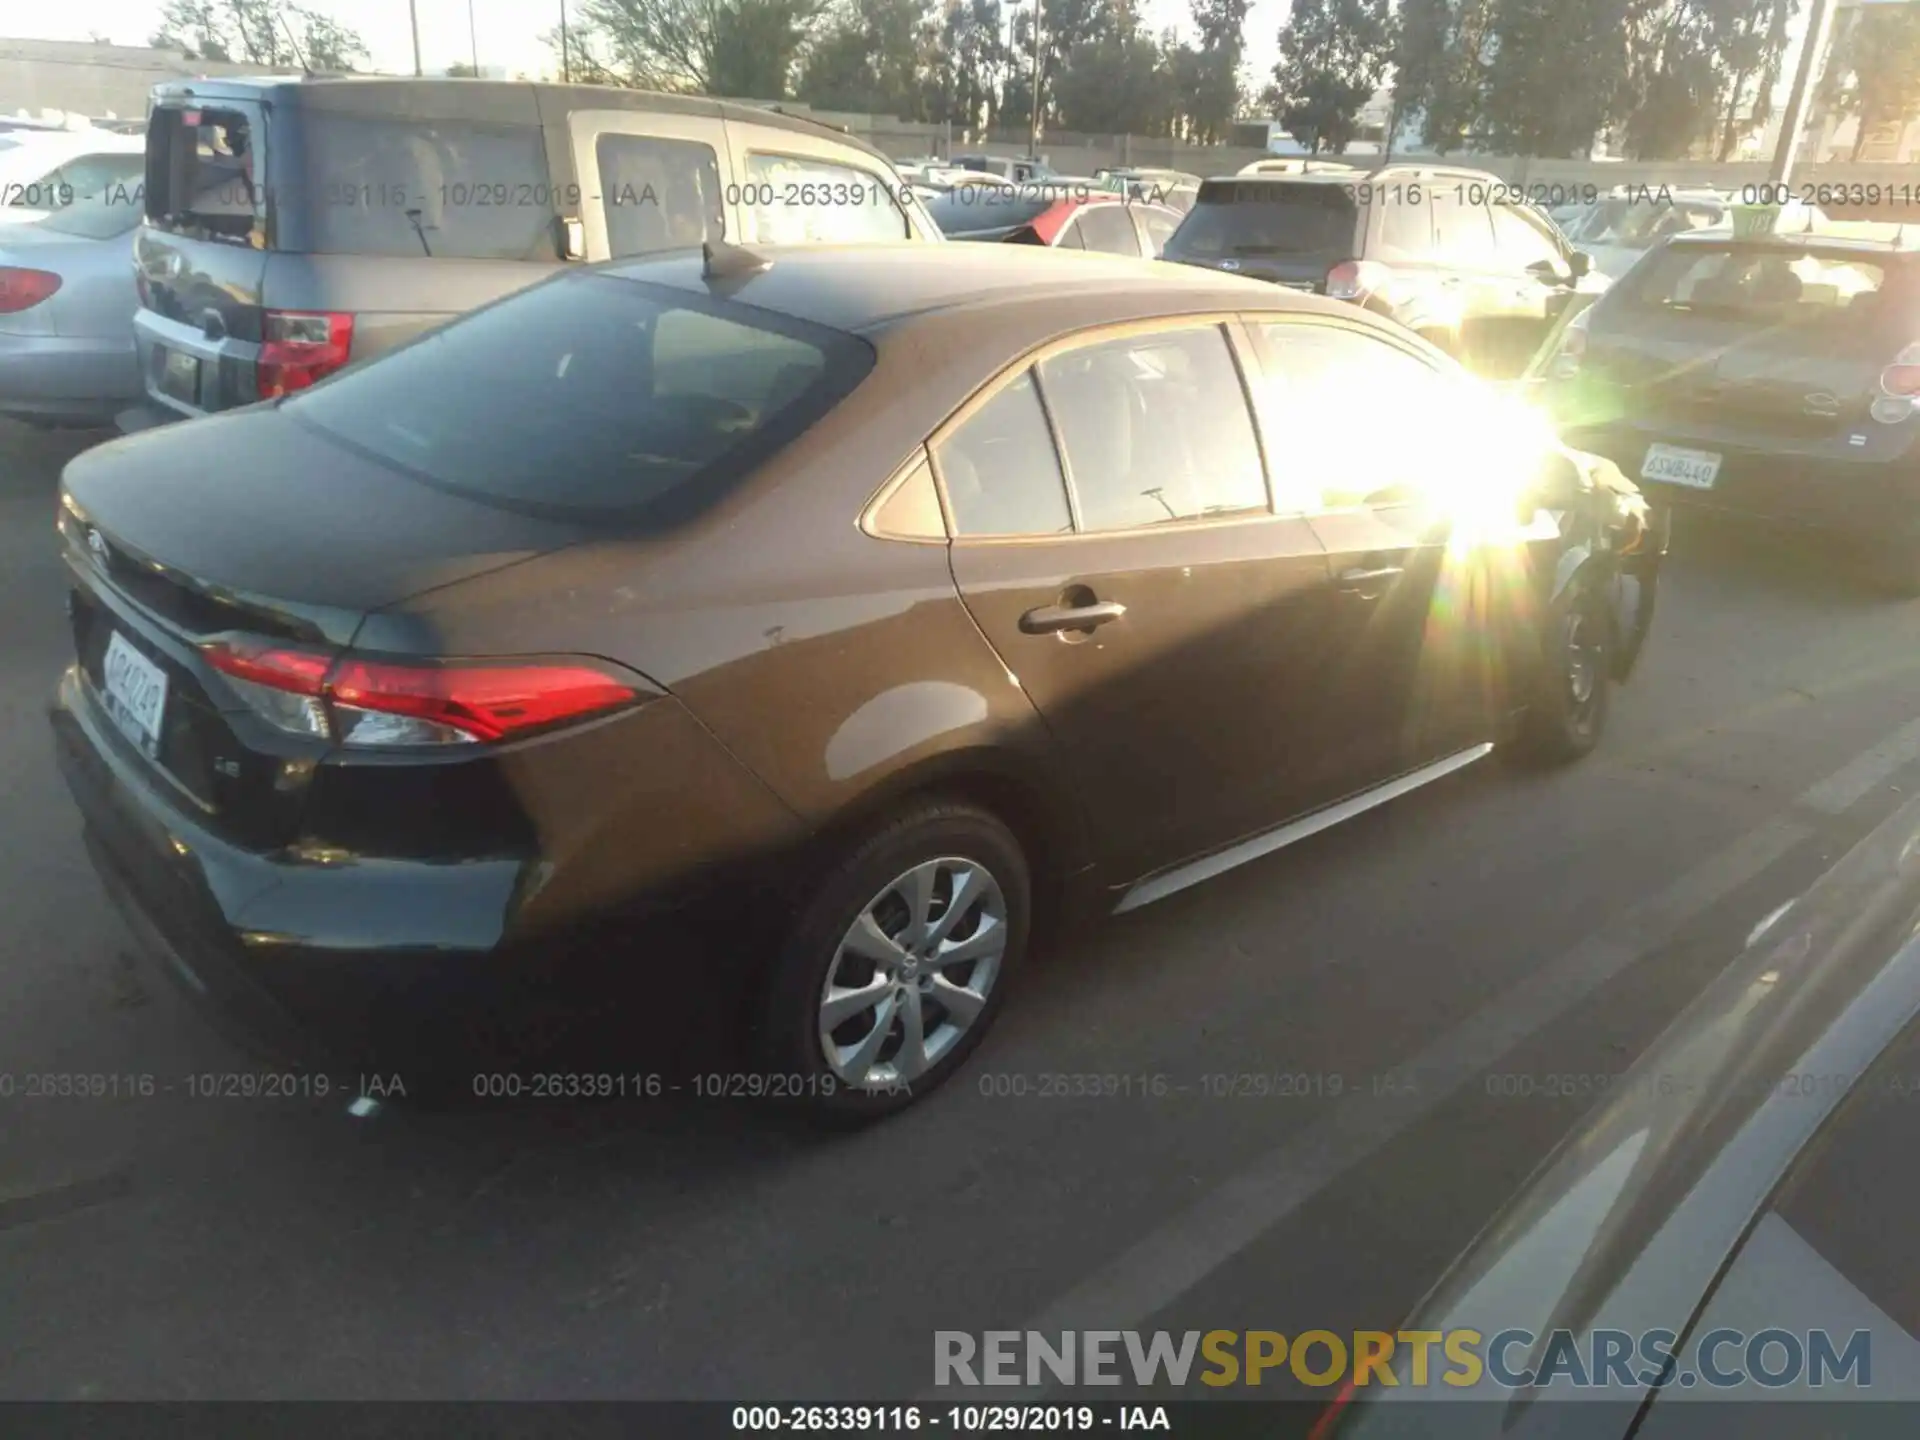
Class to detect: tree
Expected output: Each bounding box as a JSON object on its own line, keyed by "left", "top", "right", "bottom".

{"left": 568, "top": 0, "right": 827, "bottom": 96}
{"left": 1819, "top": 3, "right": 1920, "bottom": 161}
{"left": 1712, "top": 0, "right": 1795, "bottom": 160}
{"left": 1389, "top": 0, "right": 1496, "bottom": 153}
{"left": 148, "top": 0, "right": 368, "bottom": 70}
{"left": 1266, "top": 0, "right": 1394, "bottom": 153}
{"left": 797, "top": 0, "right": 940, "bottom": 117}
{"left": 1184, "top": 0, "right": 1248, "bottom": 143}
{"left": 445, "top": 62, "right": 481, "bottom": 77}
{"left": 1479, "top": 0, "right": 1624, "bottom": 156}
{"left": 1052, "top": 21, "right": 1177, "bottom": 134}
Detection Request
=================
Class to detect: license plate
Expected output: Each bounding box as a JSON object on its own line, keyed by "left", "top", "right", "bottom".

{"left": 157, "top": 347, "right": 201, "bottom": 405}
{"left": 101, "top": 631, "right": 169, "bottom": 756}
{"left": 1640, "top": 443, "right": 1722, "bottom": 489}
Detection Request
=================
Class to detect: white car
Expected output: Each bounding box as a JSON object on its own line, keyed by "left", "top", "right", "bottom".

{"left": 0, "top": 130, "right": 146, "bottom": 226}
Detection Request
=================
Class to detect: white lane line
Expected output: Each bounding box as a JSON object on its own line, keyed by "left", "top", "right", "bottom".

{"left": 928, "top": 716, "right": 1920, "bottom": 1398}
{"left": 1798, "top": 715, "right": 1920, "bottom": 816}
{"left": 986, "top": 819, "right": 1806, "bottom": 1363}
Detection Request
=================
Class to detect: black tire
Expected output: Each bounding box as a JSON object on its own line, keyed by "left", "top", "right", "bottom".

{"left": 754, "top": 799, "right": 1031, "bottom": 1122}
{"left": 1513, "top": 574, "right": 1615, "bottom": 765}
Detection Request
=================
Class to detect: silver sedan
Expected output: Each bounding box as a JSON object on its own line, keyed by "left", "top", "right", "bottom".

{"left": 0, "top": 188, "right": 143, "bottom": 427}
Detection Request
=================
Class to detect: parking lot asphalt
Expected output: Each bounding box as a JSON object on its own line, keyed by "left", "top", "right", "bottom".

{"left": 5, "top": 418, "right": 1920, "bottom": 1410}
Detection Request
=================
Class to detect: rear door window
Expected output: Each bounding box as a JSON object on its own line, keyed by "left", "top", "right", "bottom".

{"left": 1073, "top": 203, "right": 1141, "bottom": 256}
{"left": 1038, "top": 326, "right": 1269, "bottom": 531}
{"left": 296, "top": 115, "right": 558, "bottom": 260}
{"left": 287, "top": 273, "right": 874, "bottom": 518}
{"left": 1135, "top": 206, "right": 1179, "bottom": 255}
{"left": 1432, "top": 192, "right": 1499, "bottom": 269}
{"left": 935, "top": 372, "right": 1074, "bottom": 537}
{"left": 1377, "top": 193, "right": 1435, "bottom": 262}
{"left": 737, "top": 152, "right": 910, "bottom": 244}
{"left": 1491, "top": 203, "right": 1564, "bottom": 274}
{"left": 596, "top": 133, "right": 724, "bottom": 257}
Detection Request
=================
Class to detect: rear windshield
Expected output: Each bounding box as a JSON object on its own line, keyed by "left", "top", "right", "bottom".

{"left": 1165, "top": 183, "right": 1357, "bottom": 258}
{"left": 1573, "top": 196, "right": 1724, "bottom": 248}
{"left": 38, "top": 184, "right": 144, "bottom": 239}
{"left": 293, "top": 114, "right": 559, "bottom": 260}
{"left": 145, "top": 104, "right": 262, "bottom": 245}
{"left": 1625, "top": 244, "right": 1891, "bottom": 319}
{"left": 287, "top": 273, "right": 875, "bottom": 518}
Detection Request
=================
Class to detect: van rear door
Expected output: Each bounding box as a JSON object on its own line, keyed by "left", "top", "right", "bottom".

{"left": 136, "top": 85, "right": 568, "bottom": 421}
{"left": 135, "top": 98, "right": 272, "bottom": 417}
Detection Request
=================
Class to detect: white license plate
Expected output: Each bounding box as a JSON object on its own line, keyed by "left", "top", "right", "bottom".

{"left": 102, "top": 631, "right": 169, "bottom": 755}
{"left": 1641, "top": 444, "right": 1723, "bottom": 489}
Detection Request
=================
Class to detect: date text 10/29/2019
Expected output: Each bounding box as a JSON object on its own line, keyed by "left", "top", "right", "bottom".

{"left": 731, "top": 1407, "right": 1172, "bottom": 1432}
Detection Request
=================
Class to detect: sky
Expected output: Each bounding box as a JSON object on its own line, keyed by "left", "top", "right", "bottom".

{"left": 13, "top": 0, "right": 1295, "bottom": 93}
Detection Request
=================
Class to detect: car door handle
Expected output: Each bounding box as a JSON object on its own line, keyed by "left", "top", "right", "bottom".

{"left": 1337, "top": 565, "right": 1404, "bottom": 590}
{"left": 1019, "top": 600, "right": 1127, "bottom": 634}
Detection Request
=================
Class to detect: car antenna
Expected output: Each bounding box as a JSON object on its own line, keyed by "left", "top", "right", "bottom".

{"left": 702, "top": 237, "right": 773, "bottom": 281}
{"left": 275, "top": 14, "right": 316, "bottom": 77}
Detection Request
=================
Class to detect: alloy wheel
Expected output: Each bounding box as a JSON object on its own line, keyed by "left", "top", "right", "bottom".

{"left": 817, "top": 857, "right": 1008, "bottom": 1090}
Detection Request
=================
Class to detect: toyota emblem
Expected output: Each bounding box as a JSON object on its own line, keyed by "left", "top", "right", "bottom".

{"left": 86, "top": 527, "right": 110, "bottom": 564}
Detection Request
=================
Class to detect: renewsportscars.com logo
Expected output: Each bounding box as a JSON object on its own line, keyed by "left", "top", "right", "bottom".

{"left": 932, "top": 1328, "right": 1874, "bottom": 1392}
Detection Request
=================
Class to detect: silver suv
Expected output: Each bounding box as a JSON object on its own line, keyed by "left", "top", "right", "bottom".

{"left": 127, "top": 77, "right": 940, "bottom": 428}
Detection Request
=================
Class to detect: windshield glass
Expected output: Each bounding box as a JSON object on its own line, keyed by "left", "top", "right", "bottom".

{"left": 289, "top": 272, "right": 874, "bottom": 517}
{"left": 36, "top": 182, "right": 143, "bottom": 238}
{"left": 1166, "top": 183, "right": 1357, "bottom": 256}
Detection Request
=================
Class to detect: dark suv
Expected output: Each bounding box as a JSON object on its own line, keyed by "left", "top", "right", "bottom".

{"left": 1162, "top": 165, "right": 1605, "bottom": 380}
{"left": 127, "top": 76, "right": 939, "bottom": 429}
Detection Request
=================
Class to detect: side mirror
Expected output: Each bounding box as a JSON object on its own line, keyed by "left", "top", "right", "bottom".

{"left": 1567, "top": 249, "right": 1592, "bottom": 280}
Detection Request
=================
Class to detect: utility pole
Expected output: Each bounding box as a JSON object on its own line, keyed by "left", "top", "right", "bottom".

{"left": 468, "top": 0, "right": 480, "bottom": 75}
{"left": 408, "top": 0, "right": 423, "bottom": 76}
{"left": 560, "top": 0, "right": 572, "bottom": 82}
{"left": 1768, "top": 0, "right": 1837, "bottom": 186}
{"left": 1027, "top": 0, "right": 1043, "bottom": 157}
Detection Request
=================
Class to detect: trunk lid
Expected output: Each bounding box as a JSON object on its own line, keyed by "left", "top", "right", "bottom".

{"left": 59, "top": 407, "right": 591, "bottom": 846}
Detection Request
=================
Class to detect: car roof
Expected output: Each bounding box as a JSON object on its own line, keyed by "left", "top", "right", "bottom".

{"left": 148, "top": 76, "right": 895, "bottom": 165}
{"left": 600, "top": 241, "right": 1355, "bottom": 336}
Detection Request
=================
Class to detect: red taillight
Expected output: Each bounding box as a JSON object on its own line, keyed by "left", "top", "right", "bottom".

{"left": 328, "top": 659, "right": 640, "bottom": 745}
{"left": 1326, "top": 259, "right": 1391, "bottom": 301}
{"left": 255, "top": 310, "right": 354, "bottom": 399}
{"left": 1880, "top": 344, "right": 1920, "bottom": 397}
{"left": 204, "top": 640, "right": 331, "bottom": 694}
{"left": 1305, "top": 1373, "right": 1361, "bottom": 1440}
{"left": 201, "top": 640, "right": 641, "bottom": 747}
{"left": 0, "top": 267, "right": 61, "bottom": 314}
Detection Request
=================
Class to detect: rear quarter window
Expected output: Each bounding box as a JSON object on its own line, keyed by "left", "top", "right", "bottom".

{"left": 286, "top": 272, "right": 875, "bottom": 520}
{"left": 294, "top": 115, "right": 559, "bottom": 260}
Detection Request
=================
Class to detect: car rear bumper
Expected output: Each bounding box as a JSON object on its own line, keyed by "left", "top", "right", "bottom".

{"left": 0, "top": 333, "right": 140, "bottom": 424}
{"left": 51, "top": 666, "right": 766, "bottom": 1081}
{"left": 1561, "top": 421, "right": 1920, "bottom": 541}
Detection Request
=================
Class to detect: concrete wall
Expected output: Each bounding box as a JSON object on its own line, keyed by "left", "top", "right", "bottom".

{"left": 0, "top": 37, "right": 298, "bottom": 121}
